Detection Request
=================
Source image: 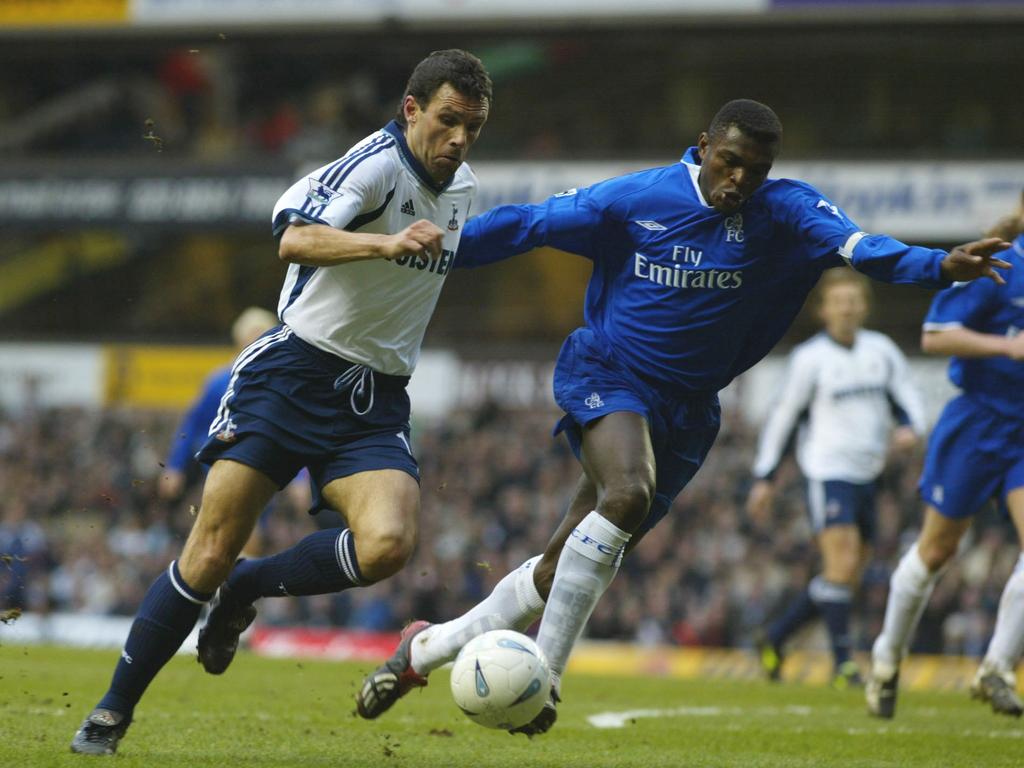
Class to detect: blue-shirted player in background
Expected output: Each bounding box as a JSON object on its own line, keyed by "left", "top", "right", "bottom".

{"left": 159, "top": 307, "right": 301, "bottom": 561}
{"left": 356, "top": 99, "right": 1010, "bottom": 734}
{"left": 158, "top": 307, "right": 278, "bottom": 507}
{"left": 867, "top": 208, "right": 1024, "bottom": 720}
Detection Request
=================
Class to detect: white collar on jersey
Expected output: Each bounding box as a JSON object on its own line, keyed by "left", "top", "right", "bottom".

{"left": 682, "top": 160, "right": 712, "bottom": 209}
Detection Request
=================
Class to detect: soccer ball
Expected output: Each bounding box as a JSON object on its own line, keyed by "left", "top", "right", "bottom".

{"left": 449, "top": 629, "right": 551, "bottom": 730}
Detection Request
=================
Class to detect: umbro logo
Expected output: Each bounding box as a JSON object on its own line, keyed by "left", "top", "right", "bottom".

{"left": 635, "top": 220, "right": 667, "bottom": 231}
{"left": 816, "top": 199, "right": 842, "bottom": 218}
{"left": 401, "top": 199, "right": 416, "bottom": 216}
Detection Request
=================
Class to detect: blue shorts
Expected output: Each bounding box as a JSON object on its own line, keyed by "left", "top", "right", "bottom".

{"left": 806, "top": 478, "right": 878, "bottom": 542}
{"left": 919, "top": 394, "right": 1024, "bottom": 519}
{"left": 552, "top": 327, "right": 721, "bottom": 535}
{"left": 196, "top": 325, "right": 419, "bottom": 491}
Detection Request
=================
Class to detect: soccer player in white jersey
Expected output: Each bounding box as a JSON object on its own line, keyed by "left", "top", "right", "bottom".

{"left": 71, "top": 50, "right": 491, "bottom": 756}
{"left": 747, "top": 269, "right": 925, "bottom": 688}
{"left": 867, "top": 209, "right": 1024, "bottom": 720}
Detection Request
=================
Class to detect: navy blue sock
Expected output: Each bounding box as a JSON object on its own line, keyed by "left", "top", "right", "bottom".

{"left": 97, "top": 561, "right": 212, "bottom": 718}
{"left": 767, "top": 586, "right": 820, "bottom": 649}
{"left": 809, "top": 576, "right": 853, "bottom": 668}
{"left": 227, "top": 528, "right": 363, "bottom": 604}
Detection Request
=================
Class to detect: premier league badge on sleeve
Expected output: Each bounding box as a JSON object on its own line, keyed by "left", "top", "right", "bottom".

{"left": 306, "top": 178, "right": 342, "bottom": 206}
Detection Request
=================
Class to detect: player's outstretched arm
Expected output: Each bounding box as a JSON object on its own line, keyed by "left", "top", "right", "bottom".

{"left": 939, "top": 237, "right": 1012, "bottom": 284}
{"left": 278, "top": 219, "right": 443, "bottom": 267}
{"left": 456, "top": 189, "right": 604, "bottom": 269}
{"left": 921, "top": 326, "right": 1024, "bottom": 361}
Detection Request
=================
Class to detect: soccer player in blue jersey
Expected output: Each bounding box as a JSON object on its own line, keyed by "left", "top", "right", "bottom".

{"left": 748, "top": 270, "right": 925, "bottom": 689}
{"left": 867, "top": 211, "right": 1024, "bottom": 720}
{"left": 356, "top": 99, "right": 1011, "bottom": 734}
{"left": 71, "top": 50, "right": 492, "bottom": 756}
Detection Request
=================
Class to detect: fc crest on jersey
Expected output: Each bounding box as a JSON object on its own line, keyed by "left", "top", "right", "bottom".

{"left": 306, "top": 178, "right": 342, "bottom": 206}
{"left": 448, "top": 204, "right": 460, "bottom": 231}
{"left": 724, "top": 213, "right": 744, "bottom": 243}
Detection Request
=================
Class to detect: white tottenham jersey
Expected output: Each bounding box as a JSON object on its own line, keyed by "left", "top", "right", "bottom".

{"left": 752, "top": 330, "right": 926, "bottom": 483}
{"left": 272, "top": 121, "right": 477, "bottom": 376}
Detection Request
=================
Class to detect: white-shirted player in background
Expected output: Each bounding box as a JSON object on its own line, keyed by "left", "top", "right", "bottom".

{"left": 72, "top": 49, "right": 491, "bottom": 756}
{"left": 748, "top": 268, "right": 926, "bottom": 688}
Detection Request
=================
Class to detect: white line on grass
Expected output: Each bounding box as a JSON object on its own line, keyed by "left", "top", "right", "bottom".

{"left": 587, "top": 705, "right": 812, "bottom": 729}
{"left": 587, "top": 706, "right": 1024, "bottom": 741}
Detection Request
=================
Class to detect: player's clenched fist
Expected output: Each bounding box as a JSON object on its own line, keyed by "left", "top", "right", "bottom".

{"left": 940, "top": 237, "right": 1012, "bottom": 284}
{"left": 382, "top": 219, "right": 444, "bottom": 261}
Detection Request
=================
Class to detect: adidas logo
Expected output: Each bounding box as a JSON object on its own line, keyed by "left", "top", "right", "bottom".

{"left": 401, "top": 199, "right": 416, "bottom": 216}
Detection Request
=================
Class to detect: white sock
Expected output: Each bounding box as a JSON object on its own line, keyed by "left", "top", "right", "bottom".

{"left": 409, "top": 555, "right": 546, "bottom": 675}
{"left": 983, "top": 553, "right": 1024, "bottom": 676}
{"left": 535, "top": 511, "right": 630, "bottom": 690}
{"left": 872, "top": 543, "right": 940, "bottom": 675}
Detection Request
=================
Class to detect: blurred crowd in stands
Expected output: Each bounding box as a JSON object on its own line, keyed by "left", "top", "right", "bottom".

{"left": 1, "top": 400, "right": 1016, "bottom": 659}
{"left": 1, "top": 25, "right": 1020, "bottom": 163}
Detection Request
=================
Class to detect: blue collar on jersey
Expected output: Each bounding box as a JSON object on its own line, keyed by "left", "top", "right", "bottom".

{"left": 681, "top": 146, "right": 701, "bottom": 164}
{"left": 383, "top": 120, "right": 453, "bottom": 196}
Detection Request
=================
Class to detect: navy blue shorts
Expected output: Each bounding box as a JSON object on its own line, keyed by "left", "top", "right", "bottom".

{"left": 919, "top": 394, "right": 1024, "bottom": 519}
{"left": 196, "top": 325, "right": 419, "bottom": 491}
{"left": 805, "top": 478, "right": 878, "bottom": 542}
{"left": 552, "top": 327, "right": 721, "bottom": 535}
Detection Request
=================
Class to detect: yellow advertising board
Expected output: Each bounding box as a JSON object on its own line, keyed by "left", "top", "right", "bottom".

{"left": 103, "top": 345, "right": 235, "bottom": 410}
{"left": 569, "top": 642, "right": 983, "bottom": 692}
{"left": 0, "top": 0, "right": 128, "bottom": 25}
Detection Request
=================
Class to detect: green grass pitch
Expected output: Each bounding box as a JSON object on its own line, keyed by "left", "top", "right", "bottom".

{"left": 1, "top": 644, "right": 1021, "bottom": 767}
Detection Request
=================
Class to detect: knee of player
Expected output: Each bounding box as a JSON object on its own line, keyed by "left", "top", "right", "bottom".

{"left": 917, "top": 538, "right": 957, "bottom": 572}
{"left": 356, "top": 529, "right": 416, "bottom": 582}
{"left": 823, "top": 549, "right": 861, "bottom": 584}
{"left": 601, "top": 478, "right": 654, "bottom": 529}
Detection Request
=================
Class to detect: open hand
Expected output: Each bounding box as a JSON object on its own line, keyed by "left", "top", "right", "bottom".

{"left": 940, "top": 238, "right": 1012, "bottom": 284}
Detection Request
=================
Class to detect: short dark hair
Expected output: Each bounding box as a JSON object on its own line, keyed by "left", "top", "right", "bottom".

{"left": 708, "top": 99, "right": 782, "bottom": 145}
{"left": 395, "top": 49, "right": 492, "bottom": 126}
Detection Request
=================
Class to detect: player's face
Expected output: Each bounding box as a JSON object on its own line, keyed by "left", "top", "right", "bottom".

{"left": 820, "top": 283, "right": 868, "bottom": 339}
{"left": 403, "top": 84, "right": 489, "bottom": 184}
{"left": 696, "top": 126, "right": 776, "bottom": 215}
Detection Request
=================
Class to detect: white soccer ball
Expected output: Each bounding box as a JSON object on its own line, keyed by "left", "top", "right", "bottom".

{"left": 449, "top": 629, "right": 551, "bottom": 730}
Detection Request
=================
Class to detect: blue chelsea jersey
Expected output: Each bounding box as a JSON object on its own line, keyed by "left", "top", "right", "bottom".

{"left": 457, "top": 147, "right": 948, "bottom": 395}
{"left": 923, "top": 234, "right": 1024, "bottom": 419}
